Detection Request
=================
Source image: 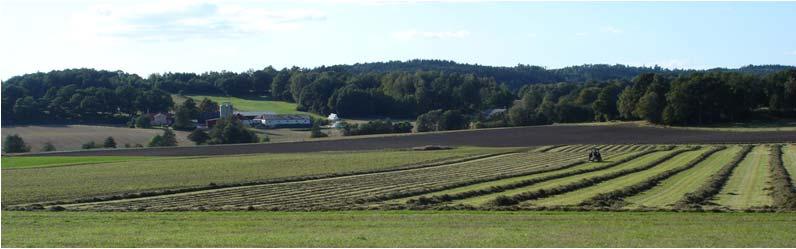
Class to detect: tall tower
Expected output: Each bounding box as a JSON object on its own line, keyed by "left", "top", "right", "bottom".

{"left": 220, "top": 102, "right": 233, "bottom": 119}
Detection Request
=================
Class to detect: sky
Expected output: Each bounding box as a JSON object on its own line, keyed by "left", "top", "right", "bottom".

{"left": 1, "top": 0, "right": 795, "bottom": 80}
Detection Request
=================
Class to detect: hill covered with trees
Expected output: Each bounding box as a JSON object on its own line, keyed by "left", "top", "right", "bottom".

{"left": 2, "top": 60, "right": 794, "bottom": 127}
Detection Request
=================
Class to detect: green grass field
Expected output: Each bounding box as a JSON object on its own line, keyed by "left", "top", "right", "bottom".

{"left": 2, "top": 147, "right": 507, "bottom": 205}
{"left": 624, "top": 146, "right": 742, "bottom": 208}
{"left": 3, "top": 211, "right": 795, "bottom": 247}
{"left": 174, "top": 95, "right": 322, "bottom": 118}
{"left": 3, "top": 144, "right": 796, "bottom": 247}
{"left": 714, "top": 145, "right": 774, "bottom": 209}
{"left": 1, "top": 156, "right": 158, "bottom": 169}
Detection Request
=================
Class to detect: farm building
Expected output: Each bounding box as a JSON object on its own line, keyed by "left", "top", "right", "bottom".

{"left": 150, "top": 113, "right": 173, "bottom": 126}
{"left": 219, "top": 102, "right": 234, "bottom": 119}
{"left": 253, "top": 114, "right": 312, "bottom": 128}
{"left": 236, "top": 111, "right": 276, "bottom": 126}
{"left": 482, "top": 108, "right": 507, "bottom": 119}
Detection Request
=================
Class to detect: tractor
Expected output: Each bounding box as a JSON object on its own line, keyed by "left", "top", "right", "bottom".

{"left": 588, "top": 148, "right": 603, "bottom": 162}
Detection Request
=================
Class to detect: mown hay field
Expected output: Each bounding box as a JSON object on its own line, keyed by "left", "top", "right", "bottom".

{"left": 5, "top": 143, "right": 794, "bottom": 212}
{"left": 4, "top": 143, "right": 796, "bottom": 247}
{"left": 2, "top": 147, "right": 511, "bottom": 205}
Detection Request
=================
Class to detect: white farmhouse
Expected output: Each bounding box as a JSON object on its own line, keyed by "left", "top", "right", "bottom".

{"left": 327, "top": 113, "right": 340, "bottom": 122}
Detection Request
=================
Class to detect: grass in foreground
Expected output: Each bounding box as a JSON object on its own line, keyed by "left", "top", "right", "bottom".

{"left": 3, "top": 211, "right": 795, "bottom": 247}
{"left": 2, "top": 147, "right": 508, "bottom": 205}
{"left": 1, "top": 156, "right": 157, "bottom": 169}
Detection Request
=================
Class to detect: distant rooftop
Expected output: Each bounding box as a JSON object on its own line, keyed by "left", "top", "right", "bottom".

{"left": 235, "top": 111, "right": 276, "bottom": 116}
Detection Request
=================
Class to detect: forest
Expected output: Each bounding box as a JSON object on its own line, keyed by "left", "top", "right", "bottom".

{"left": 2, "top": 60, "right": 794, "bottom": 128}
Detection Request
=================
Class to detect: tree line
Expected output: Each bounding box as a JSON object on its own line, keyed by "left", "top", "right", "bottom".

{"left": 506, "top": 70, "right": 795, "bottom": 126}
{"left": 2, "top": 61, "right": 794, "bottom": 127}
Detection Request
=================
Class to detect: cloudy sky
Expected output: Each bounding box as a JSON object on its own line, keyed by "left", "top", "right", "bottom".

{"left": 1, "top": 0, "right": 795, "bottom": 79}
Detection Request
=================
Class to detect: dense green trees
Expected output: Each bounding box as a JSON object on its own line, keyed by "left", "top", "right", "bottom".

{"left": 149, "top": 129, "right": 178, "bottom": 147}
{"left": 416, "top": 109, "right": 469, "bottom": 132}
{"left": 504, "top": 70, "right": 796, "bottom": 126}
{"left": 207, "top": 118, "right": 259, "bottom": 144}
{"left": 1, "top": 69, "right": 173, "bottom": 125}
{"left": 103, "top": 136, "right": 117, "bottom": 148}
{"left": 3, "top": 134, "right": 30, "bottom": 153}
{"left": 173, "top": 98, "right": 199, "bottom": 130}
{"left": 341, "top": 120, "right": 413, "bottom": 136}
{"left": 2, "top": 62, "right": 793, "bottom": 128}
{"left": 188, "top": 129, "right": 210, "bottom": 145}
{"left": 40, "top": 142, "right": 56, "bottom": 152}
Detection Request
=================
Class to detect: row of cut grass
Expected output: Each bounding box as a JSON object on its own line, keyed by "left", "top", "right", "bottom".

{"left": 388, "top": 152, "right": 637, "bottom": 204}
{"left": 766, "top": 144, "right": 796, "bottom": 209}
{"left": 530, "top": 148, "right": 709, "bottom": 206}
{"left": 783, "top": 144, "right": 796, "bottom": 186}
{"left": 454, "top": 149, "right": 682, "bottom": 206}
{"left": 713, "top": 145, "right": 774, "bottom": 209}
{"left": 625, "top": 146, "right": 743, "bottom": 208}
{"left": 395, "top": 152, "right": 641, "bottom": 205}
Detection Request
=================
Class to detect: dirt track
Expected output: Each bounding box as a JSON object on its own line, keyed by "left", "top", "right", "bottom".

{"left": 27, "top": 124, "right": 796, "bottom": 157}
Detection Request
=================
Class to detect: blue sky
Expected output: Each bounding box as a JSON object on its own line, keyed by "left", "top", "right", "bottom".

{"left": 1, "top": 0, "right": 795, "bottom": 80}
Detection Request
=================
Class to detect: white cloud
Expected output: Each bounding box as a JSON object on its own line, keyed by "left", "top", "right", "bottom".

{"left": 787, "top": 50, "right": 796, "bottom": 56}
{"left": 68, "top": 1, "right": 326, "bottom": 42}
{"left": 392, "top": 30, "right": 471, "bottom": 40}
{"left": 527, "top": 33, "right": 538, "bottom": 38}
{"left": 600, "top": 26, "right": 623, "bottom": 34}
{"left": 575, "top": 32, "right": 589, "bottom": 37}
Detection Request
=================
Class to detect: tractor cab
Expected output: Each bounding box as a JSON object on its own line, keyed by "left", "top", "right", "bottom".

{"left": 588, "top": 148, "right": 603, "bottom": 162}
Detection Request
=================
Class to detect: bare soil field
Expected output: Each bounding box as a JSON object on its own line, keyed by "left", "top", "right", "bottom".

{"left": 24, "top": 124, "right": 796, "bottom": 156}
{"left": 2, "top": 125, "right": 193, "bottom": 152}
